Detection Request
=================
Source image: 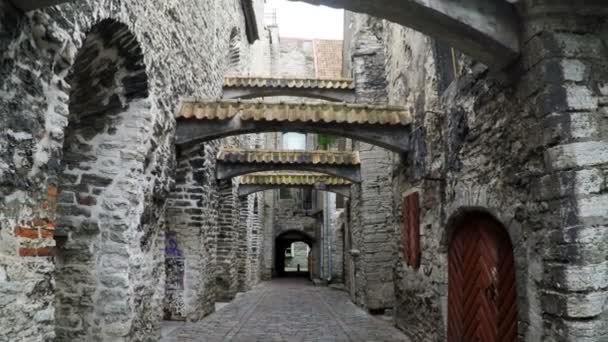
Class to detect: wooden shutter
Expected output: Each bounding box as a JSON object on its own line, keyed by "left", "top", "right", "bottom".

{"left": 401, "top": 192, "right": 420, "bottom": 269}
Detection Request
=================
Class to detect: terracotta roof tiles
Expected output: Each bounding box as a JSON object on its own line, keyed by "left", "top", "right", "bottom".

{"left": 177, "top": 99, "right": 410, "bottom": 126}
{"left": 217, "top": 148, "right": 360, "bottom": 165}
{"left": 239, "top": 173, "right": 351, "bottom": 186}
{"left": 224, "top": 76, "right": 354, "bottom": 90}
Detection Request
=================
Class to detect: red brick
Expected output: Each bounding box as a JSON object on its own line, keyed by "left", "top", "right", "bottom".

{"left": 31, "top": 218, "right": 54, "bottom": 229}
{"left": 19, "top": 247, "right": 38, "bottom": 257}
{"left": 47, "top": 184, "right": 59, "bottom": 199}
{"left": 36, "top": 247, "right": 56, "bottom": 257}
{"left": 40, "top": 229, "right": 54, "bottom": 239}
{"left": 15, "top": 227, "right": 39, "bottom": 239}
{"left": 18, "top": 246, "right": 56, "bottom": 257}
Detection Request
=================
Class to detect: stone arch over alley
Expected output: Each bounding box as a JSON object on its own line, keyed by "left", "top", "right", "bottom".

{"left": 1, "top": 1, "right": 607, "bottom": 342}
{"left": 274, "top": 229, "right": 314, "bottom": 277}
{"left": 216, "top": 148, "right": 362, "bottom": 182}
{"left": 175, "top": 100, "right": 412, "bottom": 152}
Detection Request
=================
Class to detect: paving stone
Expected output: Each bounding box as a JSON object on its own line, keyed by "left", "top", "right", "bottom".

{"left": 161, "top": 279, "right": 410, "bottom": 342}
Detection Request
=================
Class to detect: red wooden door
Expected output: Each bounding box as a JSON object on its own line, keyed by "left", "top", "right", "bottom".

{"left": 448, "top": 216, "right": 517, "bottom": 342}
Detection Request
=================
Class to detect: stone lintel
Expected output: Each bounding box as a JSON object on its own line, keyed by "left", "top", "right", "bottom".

{"left": 238, "top": 184, "right": 351, "bottom": 198}
{"left": 217, "top": 162, "right": 362, "bottom": 182}
{"left": 288, "top": 0, "right": 520, "bottom": 69}
{"left": 177, "top": 118, "right": 410, "bottom": 153}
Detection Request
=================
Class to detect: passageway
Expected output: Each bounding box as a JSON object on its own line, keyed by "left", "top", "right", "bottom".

{"left": 275, "top": 230, "right": 314, "bottom": 278}
{"left": 161, "top": 278, "right": 410, "bottom": 342}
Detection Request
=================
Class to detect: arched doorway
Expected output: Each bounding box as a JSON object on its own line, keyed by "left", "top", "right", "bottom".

{"left": 448, "top": 213, "right": 517, "bottom": 342}
{"left": 275, "top": 230, "right": 313, "bottom": 278}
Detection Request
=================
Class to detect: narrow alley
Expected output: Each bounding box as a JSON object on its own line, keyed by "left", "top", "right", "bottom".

{"left": 161, "top": 279, "right": 410, "bottom": 342}
{"left": 1, "top": 0, "right": 607, "bottom": 341}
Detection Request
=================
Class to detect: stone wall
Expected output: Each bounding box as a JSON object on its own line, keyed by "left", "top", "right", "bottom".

{"left": 343, "top": 12, "right": 396, "bottom": 311}
{"left": 216, "top": 179, "right": 239, "bottom": 301}
{"left": 346, "top": 2, "right": 608, "bottom": 341}
{"left": 241, "top": 192, "right": 264, "bottom": 289}
{"left": 165, "top": 142, "right": 220, "bottom": 321}
{"left": 329, "top": 197, "right": 344, "bottom": 283}
{"left": 166, "top": 131, "right": 265, "bottom": 316}
{"left": 276, "top": 38, "right": 315, "bottom": 78}
{"left": 216, "top": 134, "right": 264, "bottom": 300}
{"left": 0, "top": 0, "right": 258, "bottom": 340}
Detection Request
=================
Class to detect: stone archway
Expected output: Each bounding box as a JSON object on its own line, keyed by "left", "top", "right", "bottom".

{"left": 54, "top": 19, "right": 163, "bottom": 341}
{"left": 176, "top": 100, "right": 412, "bottom": 153}
{"left": 275, "top": 230, "right": 314, "bottom": 278}
{"left": 217, "top": 149, "right": 362, "bottom": 183}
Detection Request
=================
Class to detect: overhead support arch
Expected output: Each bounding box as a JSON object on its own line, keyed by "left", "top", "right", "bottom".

{"left": 238, "top": 173, "right": 352, "bottom": 198}
{"left": 176, "top": 99, "right": 412, "bottom": 153}
{"left": 217, "top": 148, "right": 362, "bottom": 182}
{"left": 239, "top": 184, "right": 351, "bottom": 198}
{"left": 287, "top": 0, "right": 521, "bottom": 69}
{"left": 9, "top": 0, "right": 71, "bottom": 11}
{"left": 276, "top": 229, "right": 315, "bottom": 245}
{"left": 223, "top": 76, "right": 356, "bottom": 102}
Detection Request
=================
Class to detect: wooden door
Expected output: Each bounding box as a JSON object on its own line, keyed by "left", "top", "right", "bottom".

{"left": 448, "top": 215, "right": 517, "bottom": 342}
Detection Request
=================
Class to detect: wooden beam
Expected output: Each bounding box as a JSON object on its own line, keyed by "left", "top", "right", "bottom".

{"left": 176, "top": 118, "right": 410, "bottom": 153}
{"left": 238, "top": 184, "right": 351, "bottom": 198}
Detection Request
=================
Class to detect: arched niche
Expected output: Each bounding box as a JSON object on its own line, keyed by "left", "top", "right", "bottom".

{"left": 55, "top": 18, "right": 152, "bottom": 341}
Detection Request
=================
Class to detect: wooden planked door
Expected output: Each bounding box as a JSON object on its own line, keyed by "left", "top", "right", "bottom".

{"left": 448, "top": 215, "right": 517, "bottom": 342}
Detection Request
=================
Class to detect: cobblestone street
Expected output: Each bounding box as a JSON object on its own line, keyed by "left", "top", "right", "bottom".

{"left": 161, "top": 279, "right": 411, "bottom": 342}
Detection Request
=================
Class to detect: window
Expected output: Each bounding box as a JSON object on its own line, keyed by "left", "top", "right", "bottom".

{"left": 282, "top": 132, "right": 306, "bottom": 150}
